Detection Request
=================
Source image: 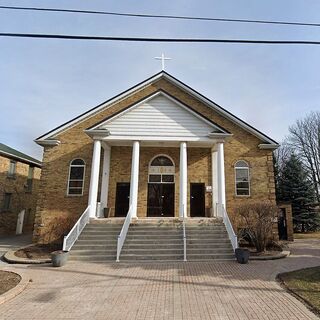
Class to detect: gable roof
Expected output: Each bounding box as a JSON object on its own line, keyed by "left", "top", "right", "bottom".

{"left": 88, "top": 91, "right": 230, "bottom": 135}
{"left": 35, "top": 71, "right": 278, "bottom": 147}
{"left": 0, "top": 143, "right": 42, "bottom": 167}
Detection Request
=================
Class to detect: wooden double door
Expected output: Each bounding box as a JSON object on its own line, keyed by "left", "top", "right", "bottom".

{"left": 147, "top": 183, "right": 175, "bottom": 217}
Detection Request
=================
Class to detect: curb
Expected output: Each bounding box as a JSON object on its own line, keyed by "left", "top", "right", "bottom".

{"left": 0, "top": 269, "right": 29, "bottom": 305}
{"left": 250, "top": 250, "right": 290, "bottom": 261}
{"left": 4, "top": 249, "right": 51, "bottom": 264}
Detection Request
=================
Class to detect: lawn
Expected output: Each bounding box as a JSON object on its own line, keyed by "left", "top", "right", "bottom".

{"left": 0, "top": 271, "right": 21, "bottom": 295}
{"left": 294, "top": 232, "right": 320, "bottom": 239}
{"left": 279, "top": 266, "right": 320, "bottom": 315}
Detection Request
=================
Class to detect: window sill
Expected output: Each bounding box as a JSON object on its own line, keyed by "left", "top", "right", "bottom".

{"left": 66, "top": 194, "right": 84, "bottom": 197}
{"left": 6, "top": 175, "right": 16, "bottom": 180}
{"left": 234, "top": 195, "right": 251, "bottom": 198}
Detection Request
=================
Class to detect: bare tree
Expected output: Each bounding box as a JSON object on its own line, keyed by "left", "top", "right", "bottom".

{"left": 287, "top": 111, "right": 320, "bottom": 202}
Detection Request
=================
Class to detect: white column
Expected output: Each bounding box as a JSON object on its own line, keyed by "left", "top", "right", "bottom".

{"left": 217, "top": 142, "right": 226, "bottom": 217}
{"left": 129, "top": 141, "right": 140, "bottom": 218}
{"left": 179, "top": 142, "right": 188, "bottom": 218}
{"left": 99, "top": 144, "right": 111, "bottom": 217}
{"left": 211, "top": 147, "right": 218, "bottom": 217}
{"left": 88, "top": 140, "right": 101, "bottom": 218}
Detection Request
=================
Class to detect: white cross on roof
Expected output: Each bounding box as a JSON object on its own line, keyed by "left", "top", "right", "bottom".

{"left": 154, "top": 53, "right": 172, "bottom": 71}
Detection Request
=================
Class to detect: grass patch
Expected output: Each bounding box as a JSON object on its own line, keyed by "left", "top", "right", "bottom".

{"left": 294, "top": 232, "right": 320, "bottom": 239}
{"left": 0, "top": 271, "right": 21, "bottom": 295}
{"left": 279, "top": 266, "right": 320, "bottom": 315}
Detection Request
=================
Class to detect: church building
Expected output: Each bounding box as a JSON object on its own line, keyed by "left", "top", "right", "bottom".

{"left": 33, "top": 71, "right": 279, "bottom": 261}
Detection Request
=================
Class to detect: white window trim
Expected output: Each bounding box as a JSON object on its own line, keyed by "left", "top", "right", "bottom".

{"left": 67, "top": 159, "right": 86, "bottom": 196}
{"left": 234, "top": 160, "right": 251, "bottom": 197}
{"left": 148, "top": 154, "right": 175, "bottom": 184}
{"left": 8, "top": 160, "right": 17, "bottom": 178}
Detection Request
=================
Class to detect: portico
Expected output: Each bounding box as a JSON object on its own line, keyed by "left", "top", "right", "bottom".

{"left": 86, "top": 136, "right": 228, "bottom": 220}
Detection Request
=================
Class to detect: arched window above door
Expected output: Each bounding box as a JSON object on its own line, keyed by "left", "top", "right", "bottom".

{"left": 149, "top": 155, "right": 175, "bottom": 183}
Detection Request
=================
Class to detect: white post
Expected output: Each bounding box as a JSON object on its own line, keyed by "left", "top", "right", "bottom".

{"left": 88, "top": 140, "right": 101, "bottom": 218}
{"left": 16, "top": 209, "right": 25, "bottom": 235}
{"left": 179, "top": 142, "right": 188, "bottom": 218}
{"left": 217, "top": 142, "right": 226, "bottom": 217}
{"left": 211, "top": 147, "right": 218, "bottom": 217}
{"left": 129, "top": 141, "right": 140, "bottom": 218}
{"left": 99, "top": 144, "right": 111, "bottom": 217}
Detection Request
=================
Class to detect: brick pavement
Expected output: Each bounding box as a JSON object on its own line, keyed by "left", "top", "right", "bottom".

{"left": 0, "top": 239, "right": 319, "bottom": 320}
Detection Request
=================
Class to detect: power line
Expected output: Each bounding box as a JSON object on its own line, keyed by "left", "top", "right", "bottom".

{"left": 1, "top": 5, "right": 320, "bottom": 28}
{"left": 1, "top": 33, "right": 320, "bottom": 45}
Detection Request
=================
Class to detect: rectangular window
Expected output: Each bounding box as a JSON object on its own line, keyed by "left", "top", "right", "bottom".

{"left": 26, "top": 166, "right": 34, "bottom": 192}
{"left": 3, "top": 193, "right": 12, "bottom": 211}
{"left": 7, "top": 160, "right": 16, "bottom": 178}
{"left": 149, "top": 174, "right": 161, "bottom": 183}
{"left": 235, "top": 168, "right": 250, "bottom": 196}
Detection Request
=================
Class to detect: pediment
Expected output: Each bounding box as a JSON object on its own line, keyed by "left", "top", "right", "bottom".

{"left": 94, "top": 92, "right": 226, "bottom": 138}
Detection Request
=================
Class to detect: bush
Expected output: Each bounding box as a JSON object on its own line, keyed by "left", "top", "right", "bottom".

{"left": 236, "top": 201, "right": 278, "bottom": 253}
{"left": 45, "top": 215, "right": 76, "bottom": 245}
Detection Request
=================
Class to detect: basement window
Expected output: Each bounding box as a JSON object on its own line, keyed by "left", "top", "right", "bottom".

{"left": 67, "top": 159, "right": 85, "bottom": 196}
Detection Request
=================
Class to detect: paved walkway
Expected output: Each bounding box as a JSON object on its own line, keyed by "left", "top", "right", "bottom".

{"left": 0, "top": 239, "right": 319, "bottom": 320}
{"left": 0, "top": 234, "right": 32, "bottom": 265}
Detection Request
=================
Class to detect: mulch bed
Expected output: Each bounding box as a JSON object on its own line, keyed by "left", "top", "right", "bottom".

{"left": 14, "top": 244, "right": 61, "bottom": 260}
{"left": 0, "top": 271, "right": 21, "bottom": 295}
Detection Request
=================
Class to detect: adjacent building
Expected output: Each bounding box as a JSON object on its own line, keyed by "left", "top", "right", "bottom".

{"left": 0, "top": 143, "right": 41, "bottom": 235}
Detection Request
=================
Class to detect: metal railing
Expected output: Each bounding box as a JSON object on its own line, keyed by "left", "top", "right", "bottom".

{"left": 182, "top": 218, "right": 187, "bottom": 261}
{"left": 116, "top": 205, "right": 133, "bottom": 262}
{"left": 221, "top": 204, "right": 238, "bottom": 251}
{"left": 63, "top": 205, "right": 90, "bottom": 251}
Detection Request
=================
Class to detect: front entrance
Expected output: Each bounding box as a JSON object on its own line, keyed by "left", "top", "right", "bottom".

{"left": 190, "top": 183, "right": 205, "bottom": 217}
{"left": 115, "top": 182, "right": 130, "bottom": 217}
{"left": 147, "top": 183, "right": 175, "bottom": 217}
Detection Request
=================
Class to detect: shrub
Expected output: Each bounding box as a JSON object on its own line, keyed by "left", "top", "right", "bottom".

{"left": 236, "top": 201, "right": 278, "bottom": 253}
{"left": 45, "top": 215, "right": 76, "bottom": 245}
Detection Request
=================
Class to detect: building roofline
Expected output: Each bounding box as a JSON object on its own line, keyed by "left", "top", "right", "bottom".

{"left": 0, "top": 144, "right": 42, "bottom": 167}
{"left": 35, "top": 70, "right": 278, "bottom": 146}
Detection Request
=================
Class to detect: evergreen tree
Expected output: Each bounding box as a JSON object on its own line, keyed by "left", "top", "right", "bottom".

{"left": 277, "top": 154, "right": 320, "bottom": 232}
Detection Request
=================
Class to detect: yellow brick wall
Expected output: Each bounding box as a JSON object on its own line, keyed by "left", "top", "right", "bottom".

{"left": 33, "top": 77, "right": 276, "bottom": 242}
{"left": 0, "top": 155, "right": 41, "bottom": 235}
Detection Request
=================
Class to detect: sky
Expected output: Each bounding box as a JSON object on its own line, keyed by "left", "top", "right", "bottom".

{"left": 1, "top": 0, "right": 320, "bottom": 160}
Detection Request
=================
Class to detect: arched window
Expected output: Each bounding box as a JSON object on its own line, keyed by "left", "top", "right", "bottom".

{"left": 149, "top": 155, "right": 175, "bottom": 183}
{"left": 67, "top": 159, "right": 85, "bottom": 195}
{"left": 235, "top": 160, "right": 250, "bottom": 196}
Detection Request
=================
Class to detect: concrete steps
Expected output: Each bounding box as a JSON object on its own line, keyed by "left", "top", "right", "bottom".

{"left": 69, "top": 223, "right": 122, "bottom": 262}
{"left": 69, "top": 218, "right": 235, "bottom": 262}
{"left": 185, "top": 221, "right": 234, "bottom": 261}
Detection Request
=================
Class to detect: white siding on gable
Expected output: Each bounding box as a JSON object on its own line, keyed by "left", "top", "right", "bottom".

{"left": 99, "top": 94, "right": 215, "bottom": 137}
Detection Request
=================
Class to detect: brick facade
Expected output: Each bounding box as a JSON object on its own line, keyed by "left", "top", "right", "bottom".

{"left": 0, "top": 155, "right": 41, "bottom": 235}
{"left": 33, "top": 76, "right": 277, "bottom": 243}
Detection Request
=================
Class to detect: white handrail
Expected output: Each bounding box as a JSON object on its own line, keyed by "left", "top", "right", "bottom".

{"left": 116, "top": 205, "right": 133, "bottom": 262}
{"left": 221, "top": 204, "right": 238, "bottom": 251}
{"left": 62, "top": 205, "right": 90, "bottom": 251}
{"left": 182, "top": 218, "right": 187, "bottom": 261}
